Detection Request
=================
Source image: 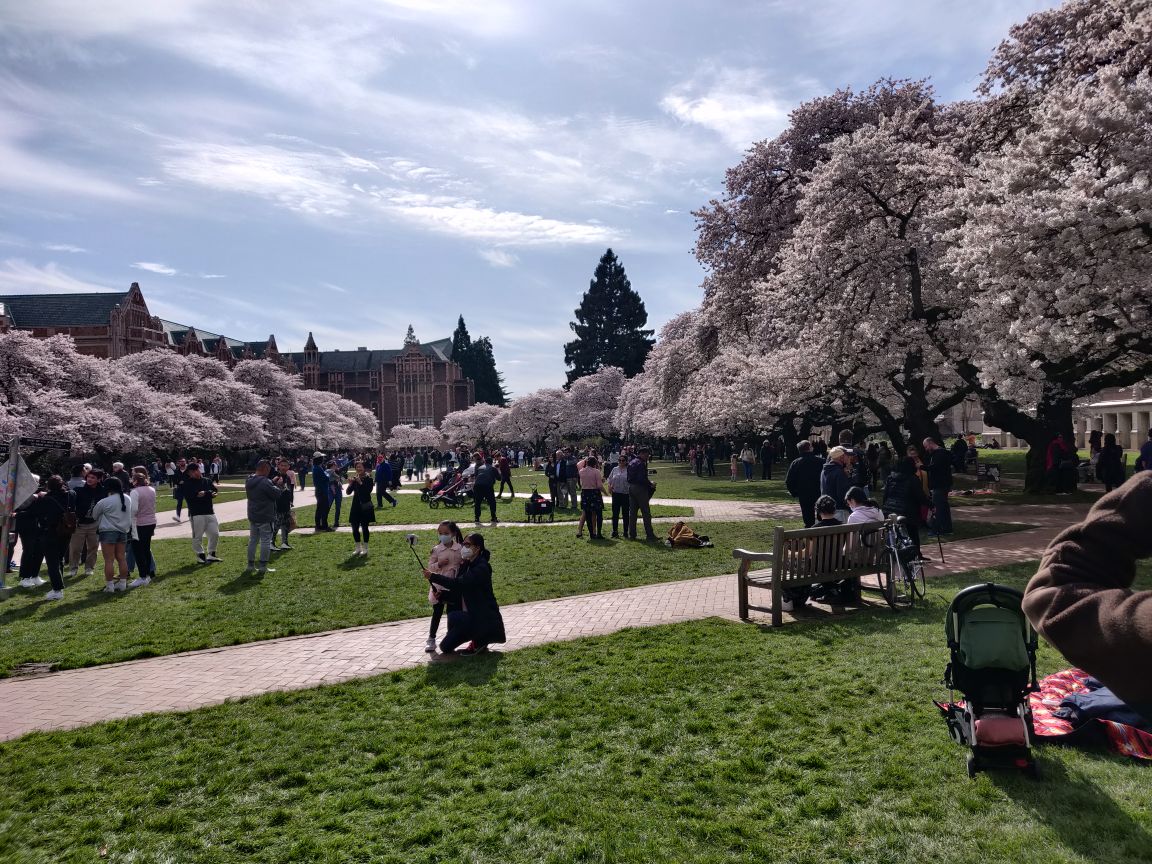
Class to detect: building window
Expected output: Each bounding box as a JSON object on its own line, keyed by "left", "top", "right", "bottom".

{"left": 370, "top": 371, "right": 380, "bottom": 391}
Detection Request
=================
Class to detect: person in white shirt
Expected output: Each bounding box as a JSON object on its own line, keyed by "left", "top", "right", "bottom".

{"left": 606, "top": 455, "right": 632, "bottom": 539}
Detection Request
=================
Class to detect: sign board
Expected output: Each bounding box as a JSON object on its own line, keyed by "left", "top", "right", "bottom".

{"left": 18, "top": 437, "right": 72, "bottom": 450}
{"left": 0, "top": 456, "right": 40, "bottom": 516}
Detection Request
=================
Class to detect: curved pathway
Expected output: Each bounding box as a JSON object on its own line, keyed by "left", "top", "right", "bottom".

{"left": 0, "top": 500, "right": 1086, "bottom": 742}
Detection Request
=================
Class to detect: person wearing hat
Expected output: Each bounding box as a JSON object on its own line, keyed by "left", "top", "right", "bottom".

{"left": 820, "top": 446, "right": 853, "bottom": 523}
{"left": 180, "top": 461, "right": 221, "bottom": 564}
{"left": 625, "top": 446, "right": 658, "bottom": 541}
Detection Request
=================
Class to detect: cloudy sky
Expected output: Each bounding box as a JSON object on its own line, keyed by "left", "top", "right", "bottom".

{"left": 0, "top": 0, "right": 1057, "bottom": 396}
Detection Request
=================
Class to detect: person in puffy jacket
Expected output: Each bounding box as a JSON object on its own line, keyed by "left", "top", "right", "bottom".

{"left": 425, "top": 532, "right": 506, "bottom": 655}
{"left": 883, "top": 457, "right": 930, "bottom": 559}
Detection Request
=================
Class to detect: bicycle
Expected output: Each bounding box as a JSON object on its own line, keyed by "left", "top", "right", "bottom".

{"left": 877, "top": 515, "right": 926, "bottom": 609}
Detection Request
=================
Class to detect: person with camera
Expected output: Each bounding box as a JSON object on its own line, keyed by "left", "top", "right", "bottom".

{"left": 180, "top": 462, "right": 221, "bottom": 565}
{"left": 345, "top": 460, "right": 375, "bottom": 557}
{"left": 270, "top": 456, "right": 296, "bottom": 552}
{"left": 424, "top": 532, "right": 505, "bottom": 656}
{"left": 244, "top": 460, "right": 283, "bottom": 575}
{"left": 424, "top": 520, "right": 464, "bottom": 652}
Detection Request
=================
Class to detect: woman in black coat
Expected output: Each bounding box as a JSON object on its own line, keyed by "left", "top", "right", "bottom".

{"left": 1095, "top": 433, "right": 1126, "bottom": 493}
{"left": 425, "top": 532, "right": 506, "bottom": 655}
{"left": 882, "top": 457, "right": 930, "bottom": 559}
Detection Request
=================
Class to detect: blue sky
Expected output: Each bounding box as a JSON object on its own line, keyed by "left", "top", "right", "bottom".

{"left": 0, "top": 0, "right": 1057, "bottom": 396}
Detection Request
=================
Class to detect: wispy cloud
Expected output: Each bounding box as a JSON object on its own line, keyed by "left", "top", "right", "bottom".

{"left": 320, "top": 281, "right": 347, "bottom": 293}
{"left": 0, "top": 258, "right": 118, "bottom": 294}
{"left": 479, "top": 249, "right": 519, "bottom": 268}
{"left": 661, "top": 67, "right": 792, "bottom": 150}
{"left": 199, "top": 273, "right": 226, "bottom": 279}
{"left": 43, "top": 242, "right": 88, "bottom": 253}
{"left": 131, "top": 261, "right": 178, "bottom": 275}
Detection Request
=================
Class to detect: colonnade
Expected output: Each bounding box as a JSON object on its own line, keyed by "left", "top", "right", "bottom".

{"left": 1074, "top": 409, "right": 1152, "bottom": 451}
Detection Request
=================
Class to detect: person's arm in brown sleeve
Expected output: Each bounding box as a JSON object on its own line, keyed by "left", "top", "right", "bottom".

{"left": 1023, "top": 473, "right": 1152, "bottom": 715}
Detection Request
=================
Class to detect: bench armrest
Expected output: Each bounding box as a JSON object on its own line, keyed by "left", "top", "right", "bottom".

{"left": 732, "top": 548, "right": 775, "bottom": 562}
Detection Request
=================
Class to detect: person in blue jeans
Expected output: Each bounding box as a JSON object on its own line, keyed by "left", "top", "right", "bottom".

{"left": 312, "top": 455, "right": 332, "bottom": 531}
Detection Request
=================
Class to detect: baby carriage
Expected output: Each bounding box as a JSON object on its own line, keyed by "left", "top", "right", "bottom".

{"left": 429, "top": 474, "right": 473, "bottom": 509}
{"left": 524, "top": 484, "right": 554, "bottom": 522}
{"left": 936, "top": 583, "right": 1040, "bottom": 778}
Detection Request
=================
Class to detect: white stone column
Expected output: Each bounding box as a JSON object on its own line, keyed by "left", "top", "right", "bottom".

{"left": 1117, "top": 412, "right": 1133, "bottom": 450}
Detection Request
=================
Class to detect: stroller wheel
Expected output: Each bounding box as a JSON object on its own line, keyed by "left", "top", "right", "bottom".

{"left": 429, "top": 499, "right": 440, "bottom": 509}
{"left": 966, "top": 753, "right": 980, "bottom": 779}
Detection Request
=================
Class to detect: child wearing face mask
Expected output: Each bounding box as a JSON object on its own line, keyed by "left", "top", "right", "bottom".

{"left": 425, "top": 521, "right": 464, "bottom": 653}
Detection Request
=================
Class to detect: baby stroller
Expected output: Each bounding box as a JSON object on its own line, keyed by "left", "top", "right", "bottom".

{"left": 524, "top": 484, "right": 554, "bottom": 522}
{"left": 429, "top": 474, "right": 471, "bottom": 509}
{"left": 936, "top": 583, "right": 1040, "bottom": 777}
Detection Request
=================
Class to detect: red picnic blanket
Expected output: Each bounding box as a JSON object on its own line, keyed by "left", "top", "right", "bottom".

{"left": 1030, "top": 668, "right": 1152, "bottom": 761}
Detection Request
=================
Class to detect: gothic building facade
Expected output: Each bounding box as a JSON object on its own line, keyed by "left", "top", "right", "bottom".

{"left": 0, "top": 284, "right": 475, "bottom": 433}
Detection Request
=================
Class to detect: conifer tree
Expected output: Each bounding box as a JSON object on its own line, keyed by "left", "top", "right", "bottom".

{"left": 564, "top": 249, "right": 654, "bottom": 385}
{"left": 450, "top": 316, "right": 508, "bottom": 406}
{"left": 450, "top": 315, "right": 472, "bottom": 362}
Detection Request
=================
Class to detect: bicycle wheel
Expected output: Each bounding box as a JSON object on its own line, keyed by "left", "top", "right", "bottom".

{"left": 909, "top": 556, "right": 927, "bottom": 600}
{"left": 882, "top": 549, "right": 913, "bottom": 609}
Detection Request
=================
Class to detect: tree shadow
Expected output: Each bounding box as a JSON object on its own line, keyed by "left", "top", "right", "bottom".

{"left": 422, "top": 651, "right": 504, "bottom": 687}
{"left": 991, "top": 756, "right": 1152, "bottom": 863}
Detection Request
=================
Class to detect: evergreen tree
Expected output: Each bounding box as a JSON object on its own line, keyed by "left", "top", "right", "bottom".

{"left": 564, "top": 248, "right": 654, "bottom": 385}
{"left": 469, "top": 337, "right": 509, "bottom": 406}
{"left": 450, "top": 315, "right": 472, "bottom": 363}
{"left": 449, "top": 316, "right": 508, "bottom": 406}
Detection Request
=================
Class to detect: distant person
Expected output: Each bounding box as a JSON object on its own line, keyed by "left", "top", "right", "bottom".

{"left": 180, "top": 462, "right": 221, "bottom": 565}
{"left": 922, "top": 437, "right": 953, "bottom": 535}
{"left": 1095, "top": 432, "right": 1126, "bottom": 493}
{"left": 312, "top": 454, "right": 332, "bottom": 531}
{"left": 92, "top": 476, "right": 136, "bottom": 593}
{"left": 345, "top": 460, "right": 375, "bottom": 557}
{"left": 820, "top": 446, "right": 853, "bottom": 523}
{"left": 606, "top": 454, "right": 631, "bottom": 538}
{"left": 883, "top": 456, "right": 930, "bottom": 560}
{"left": 626, "top": 446, "right": 658, "bottom": 541}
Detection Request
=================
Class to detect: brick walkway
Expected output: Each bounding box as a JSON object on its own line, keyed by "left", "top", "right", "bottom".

{"left": 0, "top": 501, "right": 1084, "bottom": 741}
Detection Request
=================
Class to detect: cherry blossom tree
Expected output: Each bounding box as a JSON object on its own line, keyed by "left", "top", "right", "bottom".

{"left": 562, "top": 366, "right": 625, "bottom": 439}
{"left": 292, "top": 388, "right": 380, "bottom": 450}
{"left": 387, "top": 424, "right": 443, "bottom": 449}
{"left": 115, "top": 350, "right": 267, "bottom": 449}
{"left": 232, "top": 359, "right": 306, "bottom": 450}
{"left": 439, "top": 403, "right": 506, "bottom": 450}
{"left": 490, "top": 388, "right": 568, "bottom": 454}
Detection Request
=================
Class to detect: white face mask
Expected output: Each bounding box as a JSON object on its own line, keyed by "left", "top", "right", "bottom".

{"left": 438, "top": 534, "right": 452, "bottom": 546}
{"left": 460, "top": 546, "right": 474, "bottom": 560}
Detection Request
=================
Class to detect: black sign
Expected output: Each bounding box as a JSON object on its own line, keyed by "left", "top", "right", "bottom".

{"left": 18, "top": 437, "right": 72, "bottom": 450}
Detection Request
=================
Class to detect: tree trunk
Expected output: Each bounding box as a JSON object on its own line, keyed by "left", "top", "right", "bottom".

{"left": 979, "top": 388, "right": 1075, "bottom": 494}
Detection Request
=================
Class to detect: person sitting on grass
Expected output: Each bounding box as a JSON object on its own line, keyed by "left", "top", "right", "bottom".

{"left": 424, "top": 532, "right": 506, "bottom": 656}
{"left": 424, "top": 520, "right": 464, "bottom": 653}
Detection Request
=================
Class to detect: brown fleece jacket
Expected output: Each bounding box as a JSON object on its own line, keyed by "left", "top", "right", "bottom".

{"left": 1023, "top": 472, "right": 1152, "bottom": 715}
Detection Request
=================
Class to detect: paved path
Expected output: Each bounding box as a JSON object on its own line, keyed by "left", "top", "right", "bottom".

{"left": 0, "top": 501, "right": 1085, "bottom": 741}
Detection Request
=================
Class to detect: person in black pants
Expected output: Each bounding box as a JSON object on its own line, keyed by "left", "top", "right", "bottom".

{"left": 760, "top": 439, "right": 775, "bottom": 480}
{"left": 784, "top": 441, "right": 824, "bottom": 528}
{"left": 170, "top": 457, "right": 189, "bottom": 521}
{"left": 345, "top": 461, "right": 375, "bottom": 556}
{"left": 312, "top": 456, "right": 332, "bottom": 531}
{"left": 606, "top": 454, "right": 631, "bottom": 538}
{"left": 425, "top": 532, "right": 506, "bottom": 655}
{"left": 470, "top": 454, "right": 498, "bottom": 524}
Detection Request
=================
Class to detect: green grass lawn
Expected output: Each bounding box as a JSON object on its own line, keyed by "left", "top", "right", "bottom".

{"left": 2, "top": 563, "right": 1149, "bottom": 863}
{"left": 218, "top": 489, "right": 693, "bottom": 530}
{"left": 0, "top": 517, "right": 1026, "bottom": 677}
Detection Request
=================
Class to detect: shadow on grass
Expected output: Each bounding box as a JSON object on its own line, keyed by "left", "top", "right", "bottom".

{"left": 422, "top": 651, "right": 504, "bottom": 687}
{"left": 992, "top": 757, "right": 1152, "bottom": 863}
{"left": 218, "top": 570, "right": 266, "bottom": 595}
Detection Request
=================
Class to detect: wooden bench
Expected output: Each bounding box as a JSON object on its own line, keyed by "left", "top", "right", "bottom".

{"left": 733, "top": 522, "right": 884, "bottom": 626}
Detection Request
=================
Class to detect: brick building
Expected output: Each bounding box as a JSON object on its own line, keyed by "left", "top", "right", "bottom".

{"left": 0, "top": 284, "right": 474, "bottom": 433}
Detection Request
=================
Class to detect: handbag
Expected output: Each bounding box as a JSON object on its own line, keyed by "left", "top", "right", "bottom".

{"left": 288, "top": 510, "right": 298, "bottom": 531}
{"left": 52, "top": 497, "right": 77, "bottom": 539}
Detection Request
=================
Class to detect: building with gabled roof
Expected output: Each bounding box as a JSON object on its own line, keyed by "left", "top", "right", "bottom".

{"left": 0, "top": 283, "right": 475, "bottom": 433}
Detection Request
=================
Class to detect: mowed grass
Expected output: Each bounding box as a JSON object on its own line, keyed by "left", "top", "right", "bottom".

{"left": 218, "top": 485, "right": 692, "bottom": 530}
{"left": 0, "top": 517, "right": 1030, "bottom": 677}
{"left": 2, "top": 564, "right": 1150, "bottom": 864}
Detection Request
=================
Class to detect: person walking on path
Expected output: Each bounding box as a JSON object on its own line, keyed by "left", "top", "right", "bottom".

{"left": 345, "top": 461, "right": 375, "bottom": 556}
{"left": 374, "top": 456, "right": 397, "bottom": 509}
{"left": 170, "top": 457, "right": 189, "bottom": 522}
{"left": 496, "top": 452, "right": 515, "bottom": 500}
{"left": 626, "top": 446, "right": 658, "bottom": 541}
{"left": 606, "top": 454, "right": 631, "bottom": 538}
{"left": 128, "top": 469, "right": 157, "bottom": 587}
{"left": 425, "top": 532, "right": 506, "bottom": 655}
{"left": 424, "top": 520, "right": 464, "bottom": 653}
{"left": 91, "top": 477, "right": 136, "bottom": 593}
{"left": 922, "top": 437, "right": 953, "bottom": 535}
{"left": 784, "top": 441, "right": 823, "bottom": 527}
{"left": 312, "top": 455, "right": 332, "bottom": 532}
{"left": 180, "top": 462, "right": 221, "bottom": 564}
{"left": 245, "top": 460, "right": 283, "bottom": 575}
{"left": 470, "top": 453, "right": 499, "bottom": 525}
{"left": 67, "top": 470, "right": 105, "bottom": 578}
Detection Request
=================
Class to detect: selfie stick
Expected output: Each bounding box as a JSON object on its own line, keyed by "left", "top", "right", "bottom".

{"left": 404, "top": 533, "right": 425, "bottom": 570}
